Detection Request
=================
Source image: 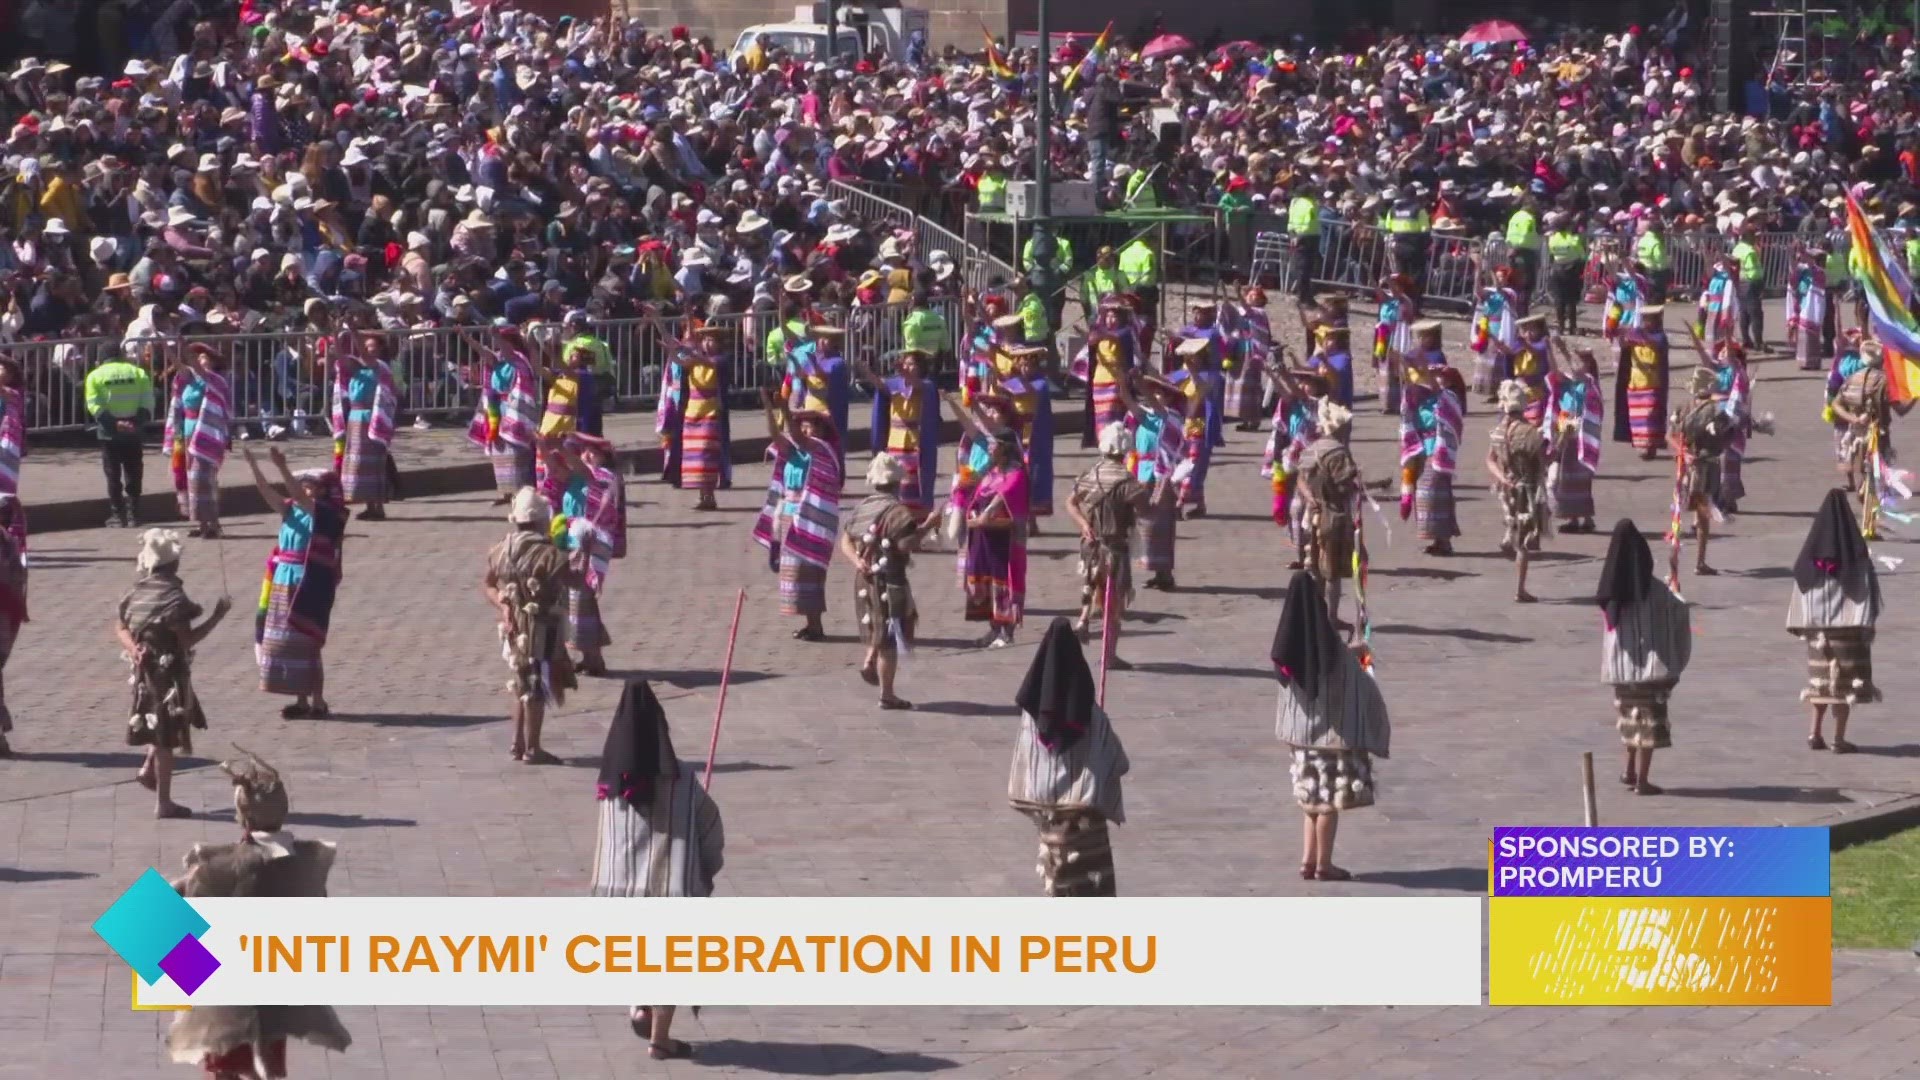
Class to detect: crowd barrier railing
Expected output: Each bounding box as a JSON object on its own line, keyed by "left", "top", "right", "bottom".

{"left": 8, "top": 296, "right": 965, "bottom": 436}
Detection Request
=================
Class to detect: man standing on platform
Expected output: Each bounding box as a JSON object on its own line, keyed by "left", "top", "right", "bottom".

{"left": 85, "top": 349, "right": 154, "bottom": 528}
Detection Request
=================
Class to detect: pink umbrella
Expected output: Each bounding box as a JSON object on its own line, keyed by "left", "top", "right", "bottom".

{"left": 1140, "top": 33, "right": 1195, "bottom": 60}
{"left": 1459, "top": 19, "right": 1528, "bottom": 45}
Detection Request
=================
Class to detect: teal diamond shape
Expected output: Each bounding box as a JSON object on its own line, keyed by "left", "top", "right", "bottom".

{"left": 93, "top": 868, "right": 210, "bottom": 985}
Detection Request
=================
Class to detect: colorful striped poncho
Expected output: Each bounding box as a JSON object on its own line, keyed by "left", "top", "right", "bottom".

{"left": 330, "top": 357, "right": 398, "bottom": 470}
{"left": 752, "top": 432, "right": 843, "bottom": 571}
{"left": 1697, "top": 268, "right": 1741, "bottom": 355}
{"left": 543, "top": 462, "right": 627, "bottom": 593}
{"left": 185, "top": 370, "right": 232, "bottom": 469}
{"left": 1545, "top": 371, "right": 1604, "bottom": 474}
{"left": 1264, "top": 396, "right": 1319, "bottom": 526}
{"left": 467, "top": 351, "right": 540, "bottom": 452}
{"left": 1789, "top": 263, "right": 1828, "bottom": 340}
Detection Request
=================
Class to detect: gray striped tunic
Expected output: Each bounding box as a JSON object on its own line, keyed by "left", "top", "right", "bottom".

{"left": 1601, "top": 585, "right": 1693, "bottom": 687}
{"left": 1008, "top": 708, "right": 1129, "bottom": 824}
{"left": 1273, "top": 646, "right": 1392, "bottom": 757}
{"left": 589, "top": 767, "right": 726, "bottom": 898}
{"left": 1786, "top": 575, "right": 1880, "bottom": 632}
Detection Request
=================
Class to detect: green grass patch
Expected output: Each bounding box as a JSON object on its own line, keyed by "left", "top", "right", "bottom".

{"left": 1833, "top": 828, "right": 1920, "bottom": 949}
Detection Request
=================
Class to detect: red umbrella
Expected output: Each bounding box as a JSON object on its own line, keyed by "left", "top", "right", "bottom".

{"left": 1459, "top": 19, "right": 1528, "bottom": 45}
{"left": 1140, "top": 33, "right": 1195, "bottom": 60}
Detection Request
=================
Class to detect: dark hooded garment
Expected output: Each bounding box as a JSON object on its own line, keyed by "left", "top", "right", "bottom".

{"left": 1595, "top": 519, "right": 1655, "bottom": 629}
{"left": 1014, "top": 617, "right": 1097, "bottom": 750}
{"left": 1270, "top": 571, "right": 1343, "bottom": 700}
{"left": 597, "top": 678, "right": 679, "bottom": 808}
{"left": 1794, "top": 488, "right": 1873, "bottom": 597}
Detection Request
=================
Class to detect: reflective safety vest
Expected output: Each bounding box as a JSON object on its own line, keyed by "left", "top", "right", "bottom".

{"left": 84, "top": 359, "right": 154, "bottom": 420}
{"left": 1547, "top": 230, "right": 1587, "bottom": 263}
{"left": 1731, "top": 240, "right": 1761, "bottom": 283}
{"left": 1087, "top": 266, "right": 1128, "bottom": 301}
{"left": 1118, "top": 240, "right": 1157, "bottom": 287}
{"left": 1825, "top": 231, "right": 1850, "bottom": 282}
{"left": 1636, "top": 232, "right": 1668, "bottom": 271}
{"left": 977, "top": 173, "right": 1007, "bottom": 212}
{"left": 1287, "top": 196, "right": 1321, "bottom": 238}
{"left": 1018, "top": 292, "right": 1050, "bottom": 340}
{"left": 1022, "top": 235, "right": 1074, "bottom": 275}
{"left": 1125, "top": 169, "right": 1158, "bottom": 209}
{"left": 1505, "top": 208, "right": 1539, "bottom": 248}
{"left": 1383, "top": 206, "right": 1429, "bottom": 236}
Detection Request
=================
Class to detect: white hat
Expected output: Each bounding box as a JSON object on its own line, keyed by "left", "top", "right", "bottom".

{"left": 877, "top": 237, "right": 904, "bottom": 260}
{"left": 865, "top": 452, "right": 905, "bottom": 488}
{"left": 196, "top": 153, "right": 219, "bottom": 173}
{"left": 341, "top": 146, "right": 368, "bottom": 167}
{"left": 165, "top": 206, "right": 199, "bottom": 227}
{"left": 89, "top": 236, "right": 116, "bottom": 263}
{"left": 408, "top": 231, "right": 431, "bottom": 251}
{"left": 1174, "top": 337, "right": 1211, "bottom": 358}
{"left": 41, "top": 217, "right": 67, "bottom": 235}
{"left": 735, "top": 210, "right": 770, "bottom": 234}
{"left": 1316, "top": 398, "right": 1353, "bottom": 433}
{"left": 508, "top": 487, "right": 550, "bottom": 527}
{"left": 463, "top": 208, "right": 493, "bottom": 229}
{"left": 1097, "top": 421, "right": 1130, "bottom": 457}
{"left": 250, "top": 247, "right": 270, "bottom": 261}
{"left": 824, "top": 223, "right": 858, "bottom": 244}
{"left": 136, "top": 528, "right": 184, "bottom": 573}
{"left": 166, "top": 142, "right": 191, "bottom": 161}
{"left": 680, "top": 248, "right": 712, "bottom": 268}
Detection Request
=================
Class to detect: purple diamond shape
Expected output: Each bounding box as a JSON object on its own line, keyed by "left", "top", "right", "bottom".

{"left": 158, "top": 935, "right": 220, "bottom": 995}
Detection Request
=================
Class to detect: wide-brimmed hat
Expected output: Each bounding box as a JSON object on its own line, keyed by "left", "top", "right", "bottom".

{"left": 783, "top": 273, "right": 813, "bottom": 294}
{"left": 463, "top": 208, "right": 493, "bottom": 229}
{"left": 1411, "top": 319, "right": 1443, "bottom": 336}
{"left": 735, "top": 210, "right": 770, "bottom": 234}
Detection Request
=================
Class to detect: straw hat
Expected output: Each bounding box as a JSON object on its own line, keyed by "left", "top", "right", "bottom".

{"left": 509, "top": 487, "right": 550, "bottom": 527}
{"left": 136, "top": 528, "right": 184, "bottom": 573}
{"left": 1411, "top": 319, "right": 1442, "bottom": 336}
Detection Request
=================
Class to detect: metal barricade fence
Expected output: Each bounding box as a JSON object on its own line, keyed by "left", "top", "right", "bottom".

{"left": 12, "top": 296, "right": 966, "bottom": 436}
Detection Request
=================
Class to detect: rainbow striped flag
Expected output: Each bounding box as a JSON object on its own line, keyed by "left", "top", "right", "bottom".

{"left": 1063, "top": 21, "right": 1113, "bottom": 92}
{"left": 983, "top": 27, "right": 1015, "bottom": 80}
{"left": 1846, "top": 194, "right": 1920, "bottom": 403}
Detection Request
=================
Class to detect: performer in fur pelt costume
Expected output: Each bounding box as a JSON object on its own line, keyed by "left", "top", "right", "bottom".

{"left": 166, "top": 748, "right": 351, "bottom": 1080}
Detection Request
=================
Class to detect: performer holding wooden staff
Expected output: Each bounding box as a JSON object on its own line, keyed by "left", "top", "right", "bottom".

{"left": 704, "top": 587, "right": 747, "bottom": 789}
{"left": 1066, "top": 422, "right": 1147, "bottom": 668}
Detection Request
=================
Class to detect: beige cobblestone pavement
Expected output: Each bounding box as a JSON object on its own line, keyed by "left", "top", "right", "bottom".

{"left": 5, "top": 305, "right": 1920, "bottom": 1078}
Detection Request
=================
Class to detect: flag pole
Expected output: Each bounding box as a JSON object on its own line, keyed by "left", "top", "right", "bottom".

{"left": 703, "top": 587, "right": 748, "bottom": 790}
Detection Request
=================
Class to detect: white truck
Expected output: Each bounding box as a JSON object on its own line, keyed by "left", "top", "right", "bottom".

{"left": 730, "top": 2, "right": 929, "bottom": 64}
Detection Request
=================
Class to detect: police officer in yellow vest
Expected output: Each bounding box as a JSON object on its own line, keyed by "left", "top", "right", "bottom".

{"left": 1379, "top": 186, "right": 1432, "bottom": 294}
{"left": 1287, "top": 182, "right": 1322, "bottom": 304}
{"left": 1822, "top": 219, "right": 1850, "bottom": 355}
{"left": 976, "top": 156, "right": 1009, "bottom": 213}
{"left": 1022, "top": 233, "right": 1074, "bottom": 278}
{"left": 1730, "top": 221, "right": 1765, "bottom": 350}
{"left": 1082, "top": 245, "right": 1129, "bottom": 311}
{"left": 84, "top": 349, "right": 156, "bottom": 527}
{"left": 764, "top": 275, "right": 814, "bottom": 368}
{"left": 1118, "top": 236, "right": 1159, "bottom": 342}
{"left": 1636, "top": 217, "right": 1670, "bottom": 302}
{"left": 1544, "top": 212, "right": 1588, "bottom": 335}
{"left": 1505, "top": 195, "right": 1541, "bottom": 306}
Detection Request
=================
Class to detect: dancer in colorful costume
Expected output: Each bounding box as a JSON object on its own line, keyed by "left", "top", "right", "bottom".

{"left": 862, "top": 348, "right": 943, "bottom": 513}
{"left": 1469, "top": 266, "right": 1522, "bottom": 400}
{"left": 165, "top": 344, "right": 233, "bottom": 538}
{"left": 656, "top": 327, "right": 734, "bottom": 511}
{"left": 242, "top": 446, "right": 347, "bottom": 720}
{"left": 753, "top": 393, "right": 844, "bottom": 644}
{"left": 1488, "top": 380, "right": 1549, "bottom": 603}
{"left": 1612, "top": 304, "right": 1671, "bottom": 460}
{"left": 1544, "top": 341, "right": 1604, "bottom": 533}
{"left": 465, "top": 322, "right": 541, "bottom": 505}
{"left": 542, "top": 435, "right": 627, "bottom": 677}
{"left": 1789, "top": 242, "right": 1831, "bottom": 372}
{"left": 330, "top": 335, "right": 397, "bottom": 521}
{"left": 1119, "top": 372, "right": 1190, "bottom": 592}
{"left": 1395, "top": 322, "right": 1464, "bottom": 556}
{"left": 1372, "top": 278, "right": 1414, "bottom": 414}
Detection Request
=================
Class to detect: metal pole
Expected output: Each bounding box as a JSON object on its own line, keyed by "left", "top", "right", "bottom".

{"left": 1580, "top": 751, "right": 1598, "bottom": 827}
{"left": 825, "top": 1, "right": 840, "bottom": 65}
{"left": 1028, "top": 0, "right": 1059, "bottom": 313}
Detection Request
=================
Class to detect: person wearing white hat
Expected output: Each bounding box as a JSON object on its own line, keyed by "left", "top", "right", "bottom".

{"left": 116, "top": 527, "right": 233, "bottom": 817}
{"left": 838, "top": 451, "right": 934, "bottom": 710}
{"left": 482, "top": 487, "right": 576, "bottom": 764}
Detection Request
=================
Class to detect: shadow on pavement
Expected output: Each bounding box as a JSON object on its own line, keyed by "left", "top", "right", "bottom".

{"left": 625, "top": 670, "right": 775, "bottom": 689}
{"left": 12, "top": 750, "right": 212, "bottom": 770}
{"left": 203, "top": 808, "right": 418, "bottom": 829}
{"left": 1373, "top": 623, "right": 1531, "bottom": 644}
{"left": 1848, "top": 744, "right": 1920, "bottom": 758}
{"left": 0, "top": 868, "right": 97, "bottom": 883}
{"left": 1368, "top": 566, "right": 1476, "bottom": 581}
{"left": 1660, "top": 785, "right": 1851, "bottom": 804}
{"left": 688, "top": 1041, "right": 958, "bottom": 1074}
{"left": 325, "top": 712, "right": 497, "bottom": 728}
{"left": 1353, "top": 866, "right": 1486, "bottom": 893}
{"left": 913, "top": 700, "right": 1011, "bottom": 717}
{"left": 1131, "top": 660, "right": 1274, "bottom": 680}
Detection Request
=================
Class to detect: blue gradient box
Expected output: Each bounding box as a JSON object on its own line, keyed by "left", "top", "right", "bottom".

{"left": 1492, "top": 827, "right": 1829, "bottom": 897}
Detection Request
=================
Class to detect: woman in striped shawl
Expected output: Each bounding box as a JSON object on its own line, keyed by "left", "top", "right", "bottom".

{"left": 0, "top": 497, "right": 24, "bottom": 757}
{"left": 590, "top": 681, "right": 723, "bottom": 1061}
{"left": 1120, "top": 372, "right": 1192, "bottom": 591}
{"left": 0, "top": 359, "right": 25, "bottom": 555}
{"left": 241, "top": 445, "right": 347, "bottom": 720}
{"left": 541, "top": 436, "right": 627, "bottom": 678}
{"left": 1789, "top": 491, "right": 1883, "bottom": 754}
{"left": 164, "top": 344, "right": 233, "bottom": 539}
{"left": 1272, "top": 572, "right": 1390, "bottom": 881}
{"left": 1596, "top": 521, "right": 1692, "bottom": 796}
{"left": 464, "top": 323, "right": 541, "bottom": 505}
{"left": 1789, "top": 245, "right": 1830, "bottom": 372}
{"left": 1008, "top": 618, "right": 1127, "bottom": 897}
{"left": 753, "top": 392, "right": 844, "bottom": 643}
{"left": 117, "top": 528, "right": 232, "bottom": 818}
{"left": 1544, "top": 341, "right": 1603, "bottom": 533}
{"left": 330, "top": 336, "right": 398, "bottom": 522}
{"left": 1395, "top": 328, "right": 1464, "bottom": 556}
